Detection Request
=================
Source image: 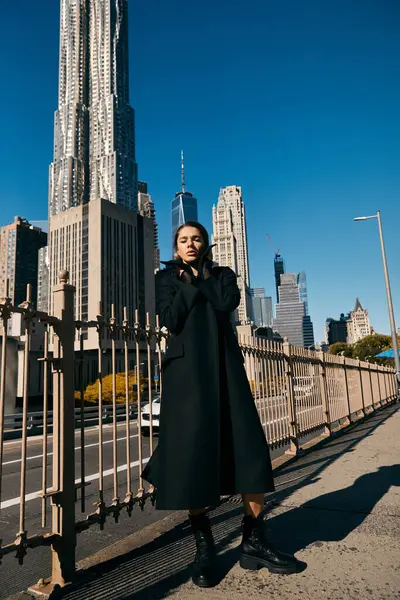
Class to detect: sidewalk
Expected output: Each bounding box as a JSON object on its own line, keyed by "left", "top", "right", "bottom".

{"left": 13, "top": 404, "right": 400, "bottom": 600}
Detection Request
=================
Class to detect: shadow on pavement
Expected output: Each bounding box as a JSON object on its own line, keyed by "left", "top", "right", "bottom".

{"left": 46, "top": 403, "right": 398, "bottom": 600}
{"left": 267, "top": 464, "right": 400, "bottom": 556}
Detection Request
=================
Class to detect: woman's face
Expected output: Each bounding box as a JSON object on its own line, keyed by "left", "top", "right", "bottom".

{"left": 176, "top": 226, "right": 205, "bottom": 264}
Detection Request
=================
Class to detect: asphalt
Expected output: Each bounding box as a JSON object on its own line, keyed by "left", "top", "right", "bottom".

{"left": 5, "top": 402, "right": 399, "bottom": 599}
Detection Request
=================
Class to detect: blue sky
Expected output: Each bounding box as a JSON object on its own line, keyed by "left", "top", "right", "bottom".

{"left": 1, "top": 0, "right": 399, "bottom": 341}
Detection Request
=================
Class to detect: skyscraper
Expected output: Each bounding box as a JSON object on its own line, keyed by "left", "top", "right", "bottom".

{"left": 171, "top": 151, "right": 198, "bottom": 250}
{"left": 212, "top": 186, "right": 251, "bottom": 323}
{"left": 0, "top": 217, "right": 47, "bottom": 308}
{"left": 49, "top": 0, "right": 138, "bottom": 216}
{"left": 274, "top": 254, "right": 285, "bottom": 304}
{"left": 89, "top": 0, "right": 138, "bottom": 209}
{"left": 250, "top": 288, "right": 273, "bottom": 327}
{"left": 273, "top": 273, "right": 315, "bottom": 348}
{"left": 297, "top": 271, "right": 308, "bottom": 315}
{"left": 138, "top": 182, "right": 160, "bottom": 272}
{"left": 46, "top": 1, "right": 154, "bottom": 346}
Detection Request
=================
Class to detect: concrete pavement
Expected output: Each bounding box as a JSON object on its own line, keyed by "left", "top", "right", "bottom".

{"left": 8, "top": 402, "right": 399, "bottom": 600}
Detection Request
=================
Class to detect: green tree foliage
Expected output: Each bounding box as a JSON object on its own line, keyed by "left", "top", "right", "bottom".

{"left": 329, "top": 342, "right": 353, "bottom": 357}
{"left": 351, "top": 334, "right": 392, "bottom": 363}
{"left": 329, "top": 334, "right": 396, "bottom": 366}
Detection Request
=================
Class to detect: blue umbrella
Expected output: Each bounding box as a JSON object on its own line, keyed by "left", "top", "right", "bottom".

{"left": 376, "top": 348, "right": 400, "bottom": 358}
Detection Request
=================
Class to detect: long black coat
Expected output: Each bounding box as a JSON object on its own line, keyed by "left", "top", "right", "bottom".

{"left": 142, "top": 262, "right": 274, "bottom": 510}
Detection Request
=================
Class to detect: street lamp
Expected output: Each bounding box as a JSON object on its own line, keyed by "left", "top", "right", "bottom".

{"left": 354, "top": 210, "right": 400, "bottom": 391}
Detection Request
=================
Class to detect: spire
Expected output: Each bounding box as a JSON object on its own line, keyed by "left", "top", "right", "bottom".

{"left": 354, "top": 297, "right": 363, "bottom": 311}
{"left": 181, "top": 150, "right": 185, "bottom": 193}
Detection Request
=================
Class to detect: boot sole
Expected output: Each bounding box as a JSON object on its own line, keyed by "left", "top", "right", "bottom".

{"left": 240, "top": 553, "right": 303, "bottom": 574}
{"left": 192, "top": 576, "right": 218, "bottom": 588}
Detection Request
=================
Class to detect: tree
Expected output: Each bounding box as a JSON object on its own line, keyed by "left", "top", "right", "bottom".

{"left": 329, "top": 342, "right": 352, "bottom": 357}
{"left": 75, "top": 371, "right": 147, "bottom": 405}
{"left": 351, "top": 334, "right": 392, "bottom": 363}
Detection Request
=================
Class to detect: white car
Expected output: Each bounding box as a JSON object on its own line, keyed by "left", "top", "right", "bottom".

{"left": 141, "top": 396, "right": 161, "bottom": 436}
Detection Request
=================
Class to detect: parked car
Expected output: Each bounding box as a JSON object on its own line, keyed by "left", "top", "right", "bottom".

{"left": 141, "top": 396, "right": 161, "bottom": 436}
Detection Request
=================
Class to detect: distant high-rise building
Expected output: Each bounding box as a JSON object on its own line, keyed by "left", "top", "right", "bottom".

{"left": 212, "top": 185, "right": 251, "bottom": 324}
{"left": 273, "top": 273, "right": 315, "bottom": 348}
{"left": 171, "top": 151, "right": 198, "bottom": 250}
{"left": 297, "top": 271, "right": 308, "bottom": 315}
{"left": 274, "top": 254, "right": 285, "bottom": 304}
{"left": 49, "top": 0, "right": 138, "bottom": 216}
{"left": 37, "top": 246, "right": 50, "bottom": 312}
{"left": 0, "top": 217, "right": 47, "bottom": 308}
{"left": 347, "top": 298, "right": 371, "bottom": 344}
{"left": 138, "top": 182, "right": 160, "bottom": 272}
{"left": 49, "top": 199, "right": 155, "bottom": 348}
{"left": 325, "top": 314, "right": 349, "bottom": 345}
{"left": 250, "top": 288, "right": 273, "bottom": 327}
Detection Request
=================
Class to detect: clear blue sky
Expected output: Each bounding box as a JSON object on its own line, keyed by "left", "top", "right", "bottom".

{"left": 1, "top": 0, "right": 399, "bottom": 341}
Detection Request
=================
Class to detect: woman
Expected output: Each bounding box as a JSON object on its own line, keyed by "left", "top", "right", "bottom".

{"left": 143, "top": 222, "right": 303, "bottom": 587}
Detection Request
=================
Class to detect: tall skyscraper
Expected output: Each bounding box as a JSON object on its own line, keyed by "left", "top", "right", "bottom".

{"left": 273, "top": 273, "right": 315, "bottom": 348}
{"left": 49, "top": 0, "right": 89, "bottom": 216}
{"left": 212, "top": 186, "right": 251, "bottom": 323}
{"left": 171, "top": 151, "right": 198, "bottom": 250}
{"left": 46, "top": 1, "right": 154, "bottom": 347}
{"left": 49, "top": 0, "right": 137, "bottom": 216}
{"left": 250, "top": 288, "right": 273, "bottom": 327}
{"left": 274, "top": 254, "right": 285, "bottom": 304}
{"left": 347, "top": 298, "right": 371, "bottom": 344}
{"left": 0, "top": 217, "right": 47, "bottom": 308}
{"left": 138, "top": 181, "right": 160, "bottom": 272}
{"left": 297, "top": 271, "right": 308, "bottom": 315}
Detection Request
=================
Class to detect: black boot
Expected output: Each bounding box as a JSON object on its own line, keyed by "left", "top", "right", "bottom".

{"left": 189, "top": 513, "right": 218, "bottom": 588}
{"left": 240, "top": 515, "right": 306, "bottom": 574}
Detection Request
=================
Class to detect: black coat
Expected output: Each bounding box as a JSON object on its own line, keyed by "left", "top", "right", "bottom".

{"left": 142, "top": 262, "right": 274, "bottom": 510}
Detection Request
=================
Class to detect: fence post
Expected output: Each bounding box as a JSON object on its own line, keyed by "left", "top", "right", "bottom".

{"left": 43, "top": 270, "right": 76, "bottom": 589}
{"left": 317, "top": 350, "right": 331, "bottom": 436}
{"left": 358, "top": 360, "right": 366, "bottom": 416}
{"left": 342, "top": 357, "right": 352, "bottom": 424}
{"left": 283, "top": 339, "right": 298, "bottom": 455}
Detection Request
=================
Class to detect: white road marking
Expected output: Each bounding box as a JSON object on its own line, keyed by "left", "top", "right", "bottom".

{"left": 2, "top": 434, "right": 140, "bottom": 466}
{"left": 0, "top": 456, "right": 150, "bottom": 510}
{"left": 3, "top": 420, "right": 138, "bottom": 447}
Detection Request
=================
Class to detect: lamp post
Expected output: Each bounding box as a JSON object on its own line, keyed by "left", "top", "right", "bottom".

{"left": 354, "top": 211, "right": 400, "bottom": 393}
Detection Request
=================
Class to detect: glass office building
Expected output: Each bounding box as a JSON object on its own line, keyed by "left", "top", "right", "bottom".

{"left": 171, "top": 191, "right": 198, "bottom": 251}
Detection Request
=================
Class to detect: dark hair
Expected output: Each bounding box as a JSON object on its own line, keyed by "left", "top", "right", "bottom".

{"left": 173, "top": 221, "right": 210, "bottom": 252}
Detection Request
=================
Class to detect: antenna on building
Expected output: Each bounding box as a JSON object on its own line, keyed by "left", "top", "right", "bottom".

{"left": 181, "top": 150, "right": 186, "bottom": 193}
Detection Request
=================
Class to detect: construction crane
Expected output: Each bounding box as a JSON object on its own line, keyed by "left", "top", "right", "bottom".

{"left": 266, "top": 233, "right": 280, "bottom": 257}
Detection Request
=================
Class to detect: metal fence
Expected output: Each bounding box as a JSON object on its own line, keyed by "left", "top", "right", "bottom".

{"left": 0, "top": 273, "right": 397, "bottom": 592}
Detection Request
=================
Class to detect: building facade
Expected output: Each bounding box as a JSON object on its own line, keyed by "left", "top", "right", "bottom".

{"left": 0, "top": 217, "right": 47, "bottom": 308}
{"left": 49, "top": 198, "right": 155, "bottom": 349}
{"left": 297, "top": 271, "right": 308, "bottom": 315}
{"left": 49, "top": 0, "right": 138, "bottom": 216}
{"left": 212, "top": 186, "right": 251, "bottom": 324}
{"left": 37, "top": 246, "right": 50, "bottom": 312}
{"left": 325, "top": 314, "right": 349, "bottom": 345}
{"left": 138, "top": 182, "right": 160, "bottom": 272}
{"left": 347, "top": 298, "right": 371, "bottom": 344}
{"left": 274, "top": 254, "right": 285, "bottom": 304}
{"left": 250, "top": 288, "right": 273, "bottom": 327}
{"left": 273, "top": 273, "right": 315, "bottom": 348}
